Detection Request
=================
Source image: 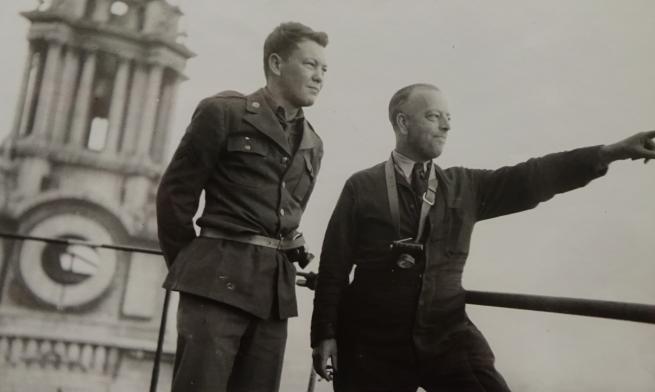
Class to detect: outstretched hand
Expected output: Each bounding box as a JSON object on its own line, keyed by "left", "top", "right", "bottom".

{"left": 601, "top": 131, "right": 655, "bottom": 164}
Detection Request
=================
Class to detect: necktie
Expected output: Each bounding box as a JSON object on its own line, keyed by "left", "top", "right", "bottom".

{"left": 276, "top": 107, "right": 301, "bottom": 153}
{"left": 411, "top": 162, "right": 427, "bottom": 197}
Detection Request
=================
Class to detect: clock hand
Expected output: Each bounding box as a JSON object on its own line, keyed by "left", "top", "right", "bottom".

{"left": 62, "top": 250, "right": 99, "bottom": 269}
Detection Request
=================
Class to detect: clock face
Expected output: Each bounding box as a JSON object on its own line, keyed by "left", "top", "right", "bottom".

{"left": 42, "top": 236, "right": 102, "bottom": 285}
{"left": 17, "top": 213, "right": 118, "bottom": 309}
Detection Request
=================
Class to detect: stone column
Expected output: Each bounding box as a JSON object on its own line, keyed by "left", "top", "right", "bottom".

{"left": 51, "top": 46, "right": 81, "bottom": 144}
{"left": 121, "top": 62, "right": 147, "bottom": 155}
{"left": 11, "top": 45, "right": 35, "bottom": 140}
{"left": 136, "top": 63, "right": 164, "bottom": 157}
{"left": 69, "top": 50, "right": 97, "bottom": 146}
{"left": 151, "top": 74, "right": 180, "bottom": 162}
{"left": 104, "top": 58, "right": 130, "bottom": 154}
{"left": 33, "top": 41, "right": 63, "bottom": 139}
{"left": 18, "top": 51, "right": 42, "bottom": 138}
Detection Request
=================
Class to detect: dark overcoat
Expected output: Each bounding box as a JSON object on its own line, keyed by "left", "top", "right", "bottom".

{"left": 311, "top": 146, "right": 607, "bottom": 361}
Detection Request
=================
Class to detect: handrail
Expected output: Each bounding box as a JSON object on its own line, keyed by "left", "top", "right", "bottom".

{"left": 1, "top": 232, "right": 654, "bottom": 391}
{"left": 465, "top": 290, "right": 655, "bottom": 324}
{"left": 2, "top": 232, "right": 654, "bottom": 324}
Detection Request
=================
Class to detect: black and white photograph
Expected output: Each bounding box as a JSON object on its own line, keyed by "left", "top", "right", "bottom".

{"left": 0, "top": 1, "right": 653, "bottom": 391}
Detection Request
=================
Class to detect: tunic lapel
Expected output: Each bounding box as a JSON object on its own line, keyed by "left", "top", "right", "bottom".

{"left": 297, "top": 119, "right": 321, "bottom": 151}
{"left": 243, "top": 89, "right": 291, "bottom": 156}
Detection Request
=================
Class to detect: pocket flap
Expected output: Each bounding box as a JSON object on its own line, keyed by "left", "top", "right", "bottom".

{"left": 227, "top": 135, "right": 268, "bottom": 156}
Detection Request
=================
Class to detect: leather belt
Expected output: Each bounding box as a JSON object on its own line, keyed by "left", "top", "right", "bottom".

{"left": 200, "top": 227, "right": 305, "bottom": 250}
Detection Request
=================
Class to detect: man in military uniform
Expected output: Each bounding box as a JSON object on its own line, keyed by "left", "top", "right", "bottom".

{"left": 157, "top": 22, "right": 328, "bottom": 392}
{"left": 311, "top": 83, "right": 655, "bottom": 391}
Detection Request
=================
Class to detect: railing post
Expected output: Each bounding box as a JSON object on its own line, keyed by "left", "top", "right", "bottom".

{"left": 150, "top": 288, "right": 171, "bottom": 392}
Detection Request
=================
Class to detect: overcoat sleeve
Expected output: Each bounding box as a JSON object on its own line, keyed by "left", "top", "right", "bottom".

{"left": 156, "top": 98, "right": 226, "bottom": 266}
{"left": 472, "top": 146, "right": 609, "bottom": 221}
{"left": 311, "top": 179, "right": 358, "bottom": 347}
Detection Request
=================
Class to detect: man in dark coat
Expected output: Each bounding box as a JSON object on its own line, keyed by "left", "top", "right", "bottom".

{"left": 311, "top": 83, "right": 655, "bottom": 392}
{"left": 156, "top": 22, "right": 328, "bottom": 392}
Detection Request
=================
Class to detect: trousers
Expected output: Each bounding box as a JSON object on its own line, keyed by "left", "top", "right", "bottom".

{"left": 333, "top": 330, "right": 511, "bottom": 392}
{"left": 172, "top": 293, "right": 287, "bottom": 392}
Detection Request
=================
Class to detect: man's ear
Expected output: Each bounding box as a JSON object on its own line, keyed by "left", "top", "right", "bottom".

{"left": 268, "top": 53, "right": 283, "bottom": 77}
{"left": 396, "top": 112, "right": 409, "bottom": 135}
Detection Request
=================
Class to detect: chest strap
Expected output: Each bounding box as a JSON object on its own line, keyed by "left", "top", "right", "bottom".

{"left": 384, "top": 154, "right": 438, "bottom": 242}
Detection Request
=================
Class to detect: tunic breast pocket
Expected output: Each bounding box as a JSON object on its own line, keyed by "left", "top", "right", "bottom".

{"left": 291, "top": 153, "right": 316, "bottom": 203}
{"left": 225, "top": 135, "right": 270, "bottom": 186}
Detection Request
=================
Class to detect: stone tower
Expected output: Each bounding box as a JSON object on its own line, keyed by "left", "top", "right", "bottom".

{"left": 0, "top": 0, "right": 192, "bottom": 390}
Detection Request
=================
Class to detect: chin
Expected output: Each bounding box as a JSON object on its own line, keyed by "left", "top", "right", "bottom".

{"left": 431, "top": 144, "right": 446, "bottom": 158}
{"left": 426, "top": 149, "right": 442, "bottom": 160}
{"left": 297, "top": 96, "right": 317, "bottom": 107}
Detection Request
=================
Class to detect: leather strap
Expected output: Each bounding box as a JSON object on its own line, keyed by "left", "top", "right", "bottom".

{"left": 384, "top": 154, "right": 438, "bottom": 242}
{"left": 385, "top": 157, "right": 401, "bottom": 239}
{"left": 416, "top": 163, "right": 438, "bottom": 242}
{"left": 200, "top": 228, "right": 305, "bottom": 250}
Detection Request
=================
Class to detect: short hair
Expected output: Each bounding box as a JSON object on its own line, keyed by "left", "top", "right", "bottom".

{"left": 263, "top": 22, "right": 329, "bottom": 78}
{"left": 388, "top": 83, "right": 440, "bottom": 130}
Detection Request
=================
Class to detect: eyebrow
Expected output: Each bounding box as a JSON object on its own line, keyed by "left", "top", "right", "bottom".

{"left": 305, "top": 56, "right": 327, "bottom": 67}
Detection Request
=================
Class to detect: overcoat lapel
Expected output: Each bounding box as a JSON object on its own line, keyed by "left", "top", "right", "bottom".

{"left": 432, "top": 163, "right": 455, "bottom": 207}
{"left": 243, "top": 89, "right": 291, "bottom": 155}
{"left": 427, "top": 163, "right": 455, "bottom": 237}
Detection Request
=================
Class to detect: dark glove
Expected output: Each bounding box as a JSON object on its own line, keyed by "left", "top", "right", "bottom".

{"left": 296, "top": 271, "right": 318, "bottom": 291}
{"left": 286, "top": 246, "right": 314, "bottom": 269}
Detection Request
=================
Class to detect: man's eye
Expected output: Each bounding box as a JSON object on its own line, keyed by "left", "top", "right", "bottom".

{"left": 428, "top": 113, "right": 440, "bottom": 120}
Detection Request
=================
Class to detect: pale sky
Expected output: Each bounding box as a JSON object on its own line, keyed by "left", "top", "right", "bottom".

{"left": 1, "top": 1, "right": 654, "bottom": 391}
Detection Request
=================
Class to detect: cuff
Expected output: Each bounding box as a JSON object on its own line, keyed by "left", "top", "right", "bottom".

{"left": 310, "top": 322, "right": 337, "bottom": 348}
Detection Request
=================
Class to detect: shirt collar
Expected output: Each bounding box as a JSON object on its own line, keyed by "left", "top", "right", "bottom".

{"left": 392, "top": 150, "right": 431, "bottom": 181}
{"left": 263, "top": 87, "right": 305, "bottom": 124}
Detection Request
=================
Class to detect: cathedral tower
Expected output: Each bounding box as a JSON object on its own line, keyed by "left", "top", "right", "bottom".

{"left": 0, "top": 1, "right": 192, "bottom": 390}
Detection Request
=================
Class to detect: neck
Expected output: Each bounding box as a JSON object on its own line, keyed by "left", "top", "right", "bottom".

{"left": 395, "top": 145, "right": 424, "bottom": 163}
{"left": 265, "top": 84, "right": 300, "bottom": 120}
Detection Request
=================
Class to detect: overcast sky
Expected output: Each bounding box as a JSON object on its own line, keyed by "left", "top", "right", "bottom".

{"left": 1, "top": 1, "right": 654, "bottom": 391}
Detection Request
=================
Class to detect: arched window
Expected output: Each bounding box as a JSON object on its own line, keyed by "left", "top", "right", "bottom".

{"left": 85, "top": 52, "right": 117, "bottom": 151}
{"left": 136, "top": 5, "right": 146, "bottom": 31}
{"left": 83, "top": 0, "right": 97, "bottom": 19}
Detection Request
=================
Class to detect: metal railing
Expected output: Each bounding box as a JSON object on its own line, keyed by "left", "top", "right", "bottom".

{"left": 1, "top": 232, "right": 654, "bottom": 392}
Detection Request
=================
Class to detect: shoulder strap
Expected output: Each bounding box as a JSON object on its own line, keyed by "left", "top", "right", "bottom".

{"left": 384, "top": 156, "right": 401, "bottom": 239}
{"left": 385, "top": 156, "right": 439, "bottom": 242}
{"left": 416, "top": 163, "right": 438, "bottom": 242}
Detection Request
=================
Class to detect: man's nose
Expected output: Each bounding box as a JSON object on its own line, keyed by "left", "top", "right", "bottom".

{"left": 439, "top": 116, "right": 450, "bottom": 131}
{"left": 312, "top": 69, "right": 324, "bottom": 83}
